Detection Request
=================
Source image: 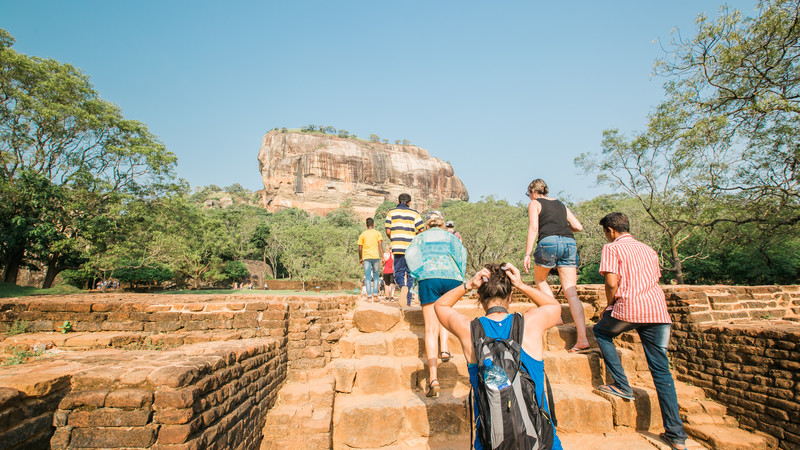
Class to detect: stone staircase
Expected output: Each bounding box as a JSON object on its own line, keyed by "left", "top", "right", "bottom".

{"left": 262, "top": 300, "right": 776, "bottom": 449}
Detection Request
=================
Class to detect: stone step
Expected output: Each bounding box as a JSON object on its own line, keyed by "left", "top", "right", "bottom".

{"left": 352, "top": 302, "right": 403, "bottom": 333}
{"left": 550, "top": 383, "right": 614, "bottom": 434}
{"left": 684, "top": 423, "right": 773, "bottom": 450}
{"left": 339, "top": 330, "right": 421, "bottom": 359}
{"left": 593, "top": 384, "right": 663, "bottom": 432}
{"left": 260, "top": 376, "right": 336, "bottom": 450}
{"left": 543, "top": 350, "right": 605, "bottom": 386}
{"left": 0, "top": 329, "right": 248, "bottom": 353}
{"left": 560, "top": 431, "right": 707, "bottom": 449}
{"left": 332, "top": 386, "right": 471, "bottom": 449}
{"left": 544, "top": 323, "right": 598, "bottom": 352}
{"left": 330, "top": 355, "right": 471, "bottom": 395}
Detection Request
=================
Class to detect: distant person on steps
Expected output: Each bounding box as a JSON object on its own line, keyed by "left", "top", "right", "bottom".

{"left": 445, "top": 220, "right": 462, "bottom": 241}
{"left": 523, "top": 178, "right": 590, "bottom": 353}
{"left": 382, "top": 251, "right": 395, "bottom": 301}
{"left": 358, "top": 217, "right": 384, "bottom": 302}
{"left": 385, "top": 193, "right": 424, "bottom": 306}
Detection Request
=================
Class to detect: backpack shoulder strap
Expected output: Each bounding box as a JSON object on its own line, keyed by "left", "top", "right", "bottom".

{"left": 509, "top": 312, "right": 525, "bottom": 344}
{"left": 545, "top": 372, "right": 558, "bottom": 427}
{"left": 470, "top": 317, "right": 485, "bottom": 356}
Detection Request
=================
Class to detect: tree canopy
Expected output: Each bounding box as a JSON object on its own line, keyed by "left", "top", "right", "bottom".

{"left": 0, "top": 28, "right": 178, "bottom": 286}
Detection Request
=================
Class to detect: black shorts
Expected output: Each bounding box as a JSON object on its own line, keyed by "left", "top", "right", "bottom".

{"left": 382, "top": 273, "right": 394, "bottom": 285}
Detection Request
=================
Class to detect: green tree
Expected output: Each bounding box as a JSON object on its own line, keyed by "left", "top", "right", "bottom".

{"left": 576, "top": 115, "right": 720, "bottom": 284}
{"left": 224, "top": 183, "right": 247, "bottom": 194}
{"left": 656, "top": 0, "right": 800, "bottom": 227}
{"left": 0, "top": 29, "right": 177, "bottom": 286}
{"left": 441, "top": 198, "right": 527, "bottom": 273}
{"left": 368, "top": 134, "right": 380, "bottom": 142}
{"left": 571, "top": 194, "right": 666, "bottom": 284}
{"left": 222, "top": 260, "right": 249, "bottom": 283}
{"left": 113, "top": 263, "right": 173, "bottom": 289}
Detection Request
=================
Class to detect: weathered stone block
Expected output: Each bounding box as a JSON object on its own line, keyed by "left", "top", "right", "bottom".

{"left": 69, "top": 408, "right": 151, "bottom": 427}
{"left": 352, "top": 303, "right": 400, "bottom": 333}
{"left": 105, "top": 388, "right": 153, "bottom": 408}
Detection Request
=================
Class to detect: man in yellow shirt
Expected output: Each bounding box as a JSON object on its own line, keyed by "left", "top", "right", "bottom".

{"left": 358, "top": 217, "right": 384, "bottom": 301}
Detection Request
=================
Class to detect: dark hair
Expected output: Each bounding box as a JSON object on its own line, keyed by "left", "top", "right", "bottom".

{"left": 477, "top": 263, "right": 513, "bottom": 305}
{"left": 398, "top": 193, "right": 411, "bottom": 204}
{"left": 599, "top": 212, "right": 630, "bottom": 233}
{"left": 366, "top": 217, "right": 374, "bottom": 227}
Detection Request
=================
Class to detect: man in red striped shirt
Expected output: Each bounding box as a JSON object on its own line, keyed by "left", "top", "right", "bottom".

{"left": 593, "top": 212, "right": 688, "bottom": 450}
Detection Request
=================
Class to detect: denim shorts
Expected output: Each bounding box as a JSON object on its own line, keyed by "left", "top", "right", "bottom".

{"left": 534, "top": 235, "right": 579, "bottom": 268}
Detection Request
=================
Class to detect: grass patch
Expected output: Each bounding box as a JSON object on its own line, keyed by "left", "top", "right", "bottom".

{"left": 5, "top": 319, "right": 29, "bottom": 336}
{"left": 0, "top": 282, "right": 83, "bottom": 298}
{"left": 2, "top": 346, "right": 44, "bottom": 366}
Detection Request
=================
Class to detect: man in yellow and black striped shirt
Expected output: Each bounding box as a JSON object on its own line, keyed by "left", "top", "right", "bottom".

{"left": 385, "top": 193, "right": 424, "bottom": 306}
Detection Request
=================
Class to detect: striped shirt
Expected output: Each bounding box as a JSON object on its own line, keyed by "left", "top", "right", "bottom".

{"left": 384, "top": 204, "right": 424, "bottom": 255}
{"left": 599, "top": 234, "right": 670, "bottom": 323}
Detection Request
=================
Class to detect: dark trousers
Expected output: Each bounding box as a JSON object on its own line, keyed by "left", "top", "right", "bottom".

{"left": 593, "top": 314, "right": 688, "bottom": 444}
{"left": 393, "top": 254, "right": 414, "bottom": 305}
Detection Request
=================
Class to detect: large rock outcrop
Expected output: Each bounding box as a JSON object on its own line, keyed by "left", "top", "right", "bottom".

{"left": 257, "top": 131, "right": 469, "bottom": 217}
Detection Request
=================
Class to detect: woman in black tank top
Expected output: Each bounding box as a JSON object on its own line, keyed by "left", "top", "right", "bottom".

{"left": 522, "top": 179, "right": 591, "bottom": 352}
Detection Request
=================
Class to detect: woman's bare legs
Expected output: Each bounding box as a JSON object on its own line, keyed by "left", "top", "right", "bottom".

{"left": 534, "top": 266, "right": 563, "bottom": 325}
{"left": 439, "top": 325, "right": 450, "bottom": 359}
{"left": 557, "top": 267, "right": 590, "bottom": 350}
{"left": 421, "top": 303, "right": 441, "bottom": 391}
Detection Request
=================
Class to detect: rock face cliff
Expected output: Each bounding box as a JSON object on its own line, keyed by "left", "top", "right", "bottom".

{"left": 257, "top": 131, "right": 469, "bottom": 217}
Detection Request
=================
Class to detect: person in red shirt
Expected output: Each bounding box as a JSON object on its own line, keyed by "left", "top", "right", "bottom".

{"left": 593, "top": 212, "right": 688, "bottom": 450}
{"left": 382, "top": 251, "right": 395, "bottom": 301}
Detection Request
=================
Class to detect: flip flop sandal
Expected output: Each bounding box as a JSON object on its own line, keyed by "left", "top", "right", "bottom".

{"left": 440, "top": 351, "right": 452, "bottom": 362}
{"left": 597, "top": 384, "right": 635, "bottom": 400}
{"left": 659, "top": 433, "right": 687, "bottom": 450}
{"left": 426, "top": 380, "right": 440, "bottom": 398}
{"left": 568, "top": 346, "right": 592, "bottom": 354}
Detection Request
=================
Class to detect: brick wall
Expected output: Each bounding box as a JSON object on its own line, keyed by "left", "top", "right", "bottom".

{"left": 0, "top": 293, "right": 357, "bottom": 449}
{"left": 48, "top": 339, "right": 286, "bottom": 449}
{"left": 663, "top": 288, "right": 800, "bottom": 450}
{"left": 0, "top": 372, "right": 70, "bottom": 449}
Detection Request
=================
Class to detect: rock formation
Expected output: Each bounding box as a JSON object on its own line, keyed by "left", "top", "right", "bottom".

{"left": 257, "top": 131, "right": 469, "bottom": 217}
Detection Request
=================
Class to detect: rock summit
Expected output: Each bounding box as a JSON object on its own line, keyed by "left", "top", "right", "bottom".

{"left": 257, "top": 130, "right": 469, "bottom": 217}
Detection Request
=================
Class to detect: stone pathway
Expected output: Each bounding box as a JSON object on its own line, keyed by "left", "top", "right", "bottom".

{"left": 262, "top": 299, "right": 777, "bottom": 449}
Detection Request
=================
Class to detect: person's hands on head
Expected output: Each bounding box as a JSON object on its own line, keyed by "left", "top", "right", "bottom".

{"left": 466, "top": 267, "right": 492, "bottom": 290}
{"left": 501, "top": 263, "right": 522, "bottom": 287}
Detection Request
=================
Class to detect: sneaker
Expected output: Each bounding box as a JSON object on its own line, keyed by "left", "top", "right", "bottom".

{"left": 597, "top": 384, "right": 635, "bottom": 401}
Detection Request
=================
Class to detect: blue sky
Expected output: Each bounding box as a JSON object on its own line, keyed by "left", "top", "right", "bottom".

{"left": 2, "top": 1, "right": 757, "bottom": 205}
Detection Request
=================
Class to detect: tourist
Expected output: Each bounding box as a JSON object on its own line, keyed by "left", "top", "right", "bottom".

{"left": 593, "top": 212, "right": 688, "bottom": 450}
{"left": 384, "top": 193, "right": 424, "bottom": 306}
{"left": 382, "top": 251, "right": 395, "bottom": 301}
{"left": 434, "top": 263, "right": 562, "bottom": 448}
{"left": 445, "top": 220, "right": 462, "bottom": 241}
{"left": 523, "top": 178, "right": 590, "bottom": 352}
{"left": 357, "top": 217, "right": 384, "bottom": 301}
{"left": 405, "top": 210, "right": 466, "bottom": 397}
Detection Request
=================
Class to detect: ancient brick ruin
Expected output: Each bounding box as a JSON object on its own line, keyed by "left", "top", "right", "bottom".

{"left": 0, "top": 286, "right": 797, "bottom": 449}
